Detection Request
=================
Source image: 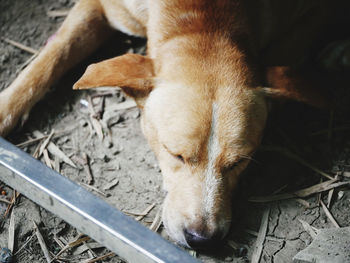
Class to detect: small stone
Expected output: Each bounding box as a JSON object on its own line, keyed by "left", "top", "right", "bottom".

{"left": 104, "top": 140, "right": 113, "bottom": 148}
{"left": 0, "top": 248, "right": 13, "bottom": 263}
{"left": 80, "top": 119, "right": 88, "bottom": 127}
{"left": 113, "top": 146, "right": 123, "bottom": 155}
{"left": 103, "top": 155, "right": 111, "bottom": 163}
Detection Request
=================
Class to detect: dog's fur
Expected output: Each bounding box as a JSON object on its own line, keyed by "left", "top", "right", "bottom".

{"left": 0, "top": 0, "right": 349, "bottom": 248}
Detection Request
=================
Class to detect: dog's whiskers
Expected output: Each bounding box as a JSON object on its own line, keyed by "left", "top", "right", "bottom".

{"left": 238, "top": 154, "right": 259, "bottom": 164}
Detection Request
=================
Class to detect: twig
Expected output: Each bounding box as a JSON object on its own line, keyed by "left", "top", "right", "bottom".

{"left": 84, "top": 241, "right": 97, "bottom": 258}
{"left": 125, "top": 203, "right": 156, "bottom": 221}
{"left": 54, "top": 156, "right": 60, "bottom": 173}
{"left": 90, "top": 115, "right": 104, "bottom": 140}
{"left": 245, "top": 229, "right": 281, "bottom": 242}
{"left": 100, "top": 119, "right": 113, "bottom": 147}
{"left": 327, "top": 187, "right": 334, "bottom": 208}
{"left": 297, "top": 181, "right": 349, "bottom": 198}
{"left": 102, "top": 178, "right": 119, "bottom": 191}
{"left": 81, "top": 153, "right": 94, "bottom": 185}
{"left": 39, "top": 130, "right": 55, "bottom": 157}
{"left": 251, "top": 207, "right": 270, "bottom": 263}
{"left": 137, "top": 203, "right": 156, "bottom": 219}
{"left": 93, "top": 96, "right": 105, "bottom": 120}
{"left": 149, "top": 208, "right": 162, "bottom": 232}
{"left": 86, "top": 252, "right": 115, "bottom": 263}
{"left": 33, "top": 131, "right": 76, "bottom": 168}
{"left": 51, "top": 236, "right": 90, "bottom": 262}
{"left": 298, "top": 219, "right": 318, "bottom": 239}
{"left": 20, "top": 52, "right": 39, "bottom": 70}
{"left": 33, "top": 221, "right": 52, "bottom": 263}
{"left": 91, "top": 90, "right": 119, "bottom": 98}
{"left": 295, "top": 198, "right": 311, "bottom": 208}
{"left": 72, "top": 242, "right": 104, "bottom": 256}
{"left": 49, "top": 252, "right": 68, "bottom": 263}
{"left": 33, "top": 141, "right": 43, "bottom": 159}
{"left": 88, "top": 96, "right": 104, "bottom": 140}
{"left": 2, "top": 37, "right": 38, "bottom": 54}
{"left": 8, "top": 209, "right": 15, "bottom": 253}
{"left": 47, "top": 10, "right": 70, "bottom": 17}
{"left": 16, "top": 127, "right": 78, "bottom": 148}
{"left": 327, "top": 175, "right": 339, "bottom": 208}
{"left": 4, "top": 190, "right": 20, "bottom": 217}
{"left": 0, "top": 198, "right": 11, "bottom": 205}
{"left": 16, "top": 136, "right": 46, "bottom": 148}
{"left": 43, "top": 149, "right": 53, "bottom": 169}
{"left": 320, "top": 200, "right": 340, "bottom": 228}
{"left": 14, "top": 233, "right": 35, "bottom": 256}
{"left": 259, "top": 146, "right": 334, "bottom": 180}
{"left": 53, "top": 236, "right": 66, "bottom": 249}
{"left": 81, "top": 183, "right": 108, "bottom": 198}
{"left": 316, "top": 177, "right": 323, "bottom": 204}
{"left": 105, "top": 100, "right": 137, "bottom": 112}
{"left": 249, "top": 180, "right": 349, "bottom": 203}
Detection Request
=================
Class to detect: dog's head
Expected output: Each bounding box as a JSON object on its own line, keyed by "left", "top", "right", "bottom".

{"left": 142, "top": 82, "right": 267, "bottom": 248}
{"left": 73, "top": 48, "right": 319, "bottom": 248}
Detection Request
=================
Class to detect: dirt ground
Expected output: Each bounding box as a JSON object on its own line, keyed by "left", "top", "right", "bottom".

{"left": 1, "top": 1, "right": 350, "bottom": 262}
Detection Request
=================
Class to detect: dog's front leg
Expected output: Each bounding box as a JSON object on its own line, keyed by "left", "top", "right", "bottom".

{"left": 0, "top": 0, "right": 113, "bottom": 136}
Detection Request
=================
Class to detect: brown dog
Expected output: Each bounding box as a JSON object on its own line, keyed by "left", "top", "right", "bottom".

{"left": 0, "top": 0, "right": 349, "bottom": 249}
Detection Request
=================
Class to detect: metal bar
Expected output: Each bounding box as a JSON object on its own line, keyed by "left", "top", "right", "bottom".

{"left": 0, "top": 137, "right": 199, "bottom": 263}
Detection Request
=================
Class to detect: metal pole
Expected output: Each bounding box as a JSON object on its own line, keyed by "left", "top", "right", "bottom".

{"left": 0, "top": 137, "right": 199, "bottom": 263}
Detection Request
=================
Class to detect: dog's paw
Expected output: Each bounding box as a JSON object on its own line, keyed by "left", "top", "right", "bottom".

{"left": 0, "top": 112, "right": 14, "bottom": 138}
{"left": 0, "top": 95, "right": 28, "bottom": 137}
{"left": 317, "top": 39, "right": 350, "bottom": 71}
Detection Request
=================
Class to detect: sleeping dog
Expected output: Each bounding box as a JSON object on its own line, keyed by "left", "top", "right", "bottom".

{"left": 0, "top": 0, "right": 349, "bottom": 249}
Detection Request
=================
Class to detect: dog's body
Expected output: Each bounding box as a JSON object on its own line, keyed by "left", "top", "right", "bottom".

{"left": 1, "top": 0, "right": 349, "bottom": 249}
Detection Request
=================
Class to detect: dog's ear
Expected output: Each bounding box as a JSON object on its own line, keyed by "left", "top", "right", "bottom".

{"left": 257, "top": 66, "right": 332, "bottom": 108}
{"left": 73, "top": 54, "right": 154, "bottom": 108}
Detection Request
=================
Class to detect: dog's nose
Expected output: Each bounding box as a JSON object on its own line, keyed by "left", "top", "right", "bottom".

{"left": 184, "top": 229, "right": 221, "bottom": 249}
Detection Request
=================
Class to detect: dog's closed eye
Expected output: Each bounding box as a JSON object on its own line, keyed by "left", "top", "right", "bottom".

{"left": 223, "top": 159, "right": 244, "bottom": 172}
{"left": 175, "top": 154, "right": 185, "bottom": 163}
{"left": 163, "top": 144, "right": 185, "bottom": 163}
